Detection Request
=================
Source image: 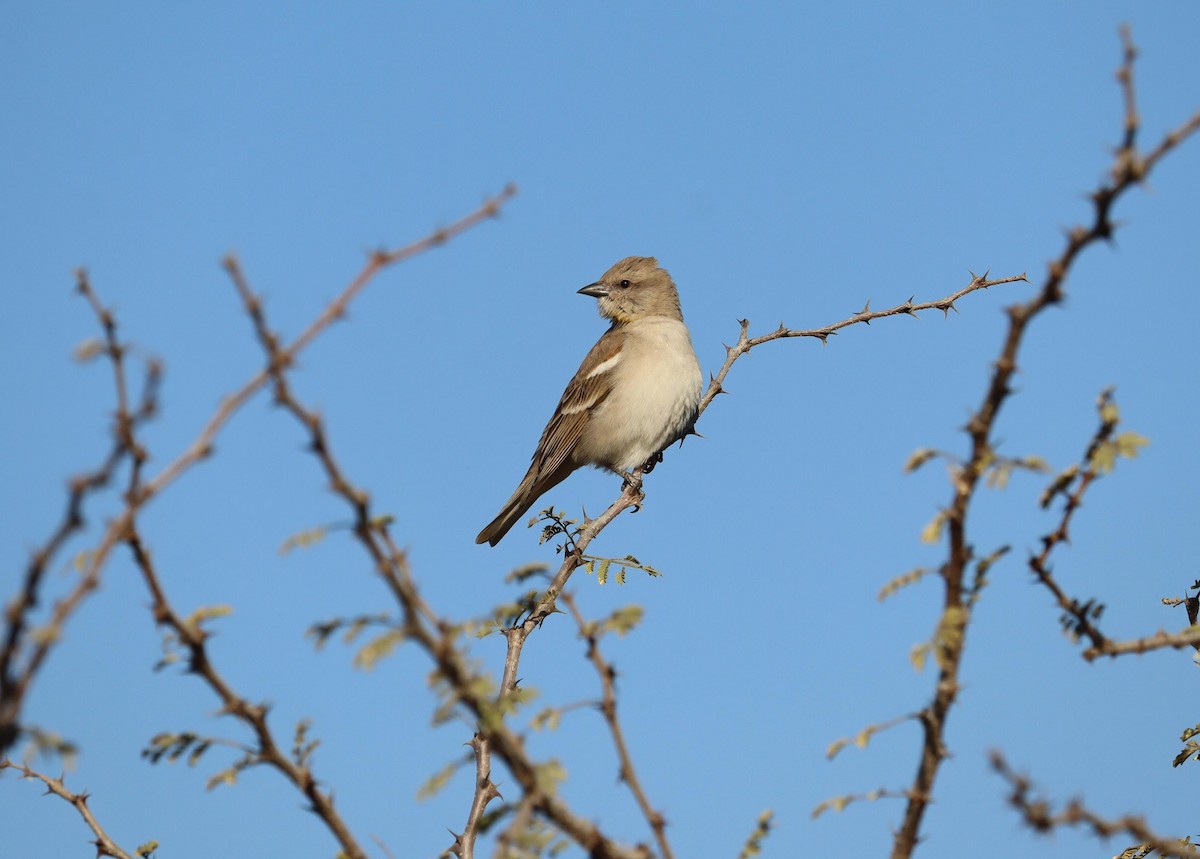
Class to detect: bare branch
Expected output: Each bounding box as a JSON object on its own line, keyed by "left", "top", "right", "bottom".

{"left": 562, "top": 593, "right": 671, "bottom": 859}
{"left": 1084, "top": 626, "right": 1200, "bottom": 661}
{"left": 696, "top": 273, "right": 1027, "bottom": 419}
{"left": 990, "top": 749, "right": 1200, "bottom": 858}
{"left": 0, "top": 188, "right": 515, "bottom": 760}
{"left": 1, "top": 272, "right": 161, "bottom": 755}
{"left": 1, "top": 759, "right": 137, "bottom": 859}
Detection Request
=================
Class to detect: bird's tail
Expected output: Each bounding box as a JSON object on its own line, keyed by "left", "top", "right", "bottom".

{"left": 476, "top": 466, "right": 570, "bottom": 546}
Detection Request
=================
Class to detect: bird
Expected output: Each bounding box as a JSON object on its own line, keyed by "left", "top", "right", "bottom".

{"left": 476, "top": 256, "right": 703, "bottom": 546}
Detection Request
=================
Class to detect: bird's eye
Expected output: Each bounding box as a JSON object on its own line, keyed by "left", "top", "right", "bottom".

{"left": 618, "top": 279, "right": 632, "bottom": 289}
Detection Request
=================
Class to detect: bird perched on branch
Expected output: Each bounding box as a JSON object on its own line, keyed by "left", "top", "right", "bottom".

{"left": 476, "top": 256, "right": 703, "bottom": 546}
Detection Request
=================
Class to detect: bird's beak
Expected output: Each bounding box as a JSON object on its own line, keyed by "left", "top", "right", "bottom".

{"left": 577, "top": 281, "right": 609, "bottom": 298}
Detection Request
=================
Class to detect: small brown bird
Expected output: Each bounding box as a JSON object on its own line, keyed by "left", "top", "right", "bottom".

{"left": 476, "top": 256, "right": 703, "bottom": 546}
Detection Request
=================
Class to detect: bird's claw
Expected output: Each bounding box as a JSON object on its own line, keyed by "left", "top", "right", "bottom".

{"left": 640, "top": 450, "right": 665, "bottom": 475}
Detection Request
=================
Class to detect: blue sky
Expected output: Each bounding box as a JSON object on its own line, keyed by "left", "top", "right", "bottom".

{"left": 4, "top": 3, "right": 1200, "bottom": 858}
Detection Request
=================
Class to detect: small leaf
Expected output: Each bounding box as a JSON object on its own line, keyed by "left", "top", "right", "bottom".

{"left": 417, "top": 757, "right": 464, "bottom": 801}
{"left": 920, "top": 511, "right": 946, "bottom": 544}
{"left": 878, "top": 567, "right": 930, "bottom": 602}
{"left": 910, "top": 642, "right": 931, "bottom": 672}
{"left": 279, "top": 525, "right": 329, "bottom": 555}
{"left": 353, "top": 629, "right": 406, "bottom": 670}
{"left": 1114, "top": 431, "right": 1149, "bottom": 459}
{"left": 825, "top": 738, "right": 849, "bottom": 760}
{"left": 205, "top": 767, "right": 239, "bottom": 790}
{"left": 531, "top": 707, "right": 562, "bottom": 732}
{"left": 904, "top": 448, "right": 937, "bottom": 473}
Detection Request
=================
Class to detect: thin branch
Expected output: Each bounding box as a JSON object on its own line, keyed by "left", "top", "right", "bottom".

{"left": 1025, "top": 389, "right": 1121, "bottom": 652}
{"left": 0, "top": 188, "right": 515, "bottom": 760}
{"left": 1083, "top": 625, "right": 1200, "bottom": 661}
{"left": 562, "top": 593, "right": 672, "bottom": 859}
{"left": 890, "top": 31, "right": 1200, "bottom": 859}
{"left": 226, "top": 262, "right": 651, "bottom": 859}
{"left": 127, "top": 523, "right": 368, "bottom": 859}
{"left": 696, "top": 273, "right": 1027, "bottom": 418}
{"left": 1, "top": 759, "right": 137, "bottom": 859}
{"left": 990, "top": 749, "right": 1200, "bottom": 858}
{"left": 1, "top": 271, "right": 161, "bottom": 756}
{"left": 451, "top": 734, "right": 501, "bottom": 859}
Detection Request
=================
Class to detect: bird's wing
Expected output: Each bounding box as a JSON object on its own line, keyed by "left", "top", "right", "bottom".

{"left": 528, "top": 328, "right": 622, "bottom": 480}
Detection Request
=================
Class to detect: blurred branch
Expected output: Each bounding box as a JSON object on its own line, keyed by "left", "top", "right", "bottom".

{"left": 1025, "top": 388, "right": 1124, "bottom": 652}
{"left": 0, "top": 188, "right": 515, "bottom": 759}
{"left": 0, "top": 271, "right": 161, "bottom": 755}
{"left": 562, "top": 592, "right": 670, "bottom": 859}
{"left": 0, "top": 759, "right": 138, "bottom": 859}
{"left": 889, "top": 28, "right": 1200, "bottom": 859}
{"left": 1083, "top": 625, "right": 1200, "bottom": 661}
{"left": 990, "top": 749, "right": 1200, "bottom": 858}
{"left": 127, "top": 522, "right": 368, "bottom": 859}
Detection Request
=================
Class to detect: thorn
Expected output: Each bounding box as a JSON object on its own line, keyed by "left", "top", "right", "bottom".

{"left": 856, "top": 299, "right": 871, "bottom": 317}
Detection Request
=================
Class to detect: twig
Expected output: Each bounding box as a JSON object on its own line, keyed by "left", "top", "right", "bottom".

{"left": 562, "top": 593, "right": 671, "bottom": 859}
{"left": 1026, "top": 389, "right": 1121, "bottom": 651}
{"left": 990, "top": 749, "right": 1200, "bottom": 858}
{"left": 696, "top": 273, "right": 1026, "bottom": 418}
{"left": 451, "top": 734, "right": 501, "bottom": 859}
{"left": 127, "top": 513, "right": 368, "bottom": 858}
{"left": 1, "top": 271, "right": 160, "bottom": 755}
{"left": 1, "top": 759, "right": 136, "bottom": 859}
{"left": 1083, "top": 626, "right": 1200, "bottom": 661}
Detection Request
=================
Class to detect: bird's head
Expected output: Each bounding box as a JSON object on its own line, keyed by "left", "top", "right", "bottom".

{"left": 577, "top": 256, "right": 684, "bottom": 324}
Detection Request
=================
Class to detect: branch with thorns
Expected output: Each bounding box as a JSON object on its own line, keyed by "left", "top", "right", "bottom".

{"left": 0, "top": 188, "right": 515, "bottom": 761}
{"left": 0, "top": 758, "right": 147, "bottom": 859}
{"left": 990, "top": 750, "right": 1200, "bottom": 858}
{"left": 887, "top": 28, "right": 1200, "bottom": 859}
{"left": 1, "top": 271, "right": 161, "bottom": 756}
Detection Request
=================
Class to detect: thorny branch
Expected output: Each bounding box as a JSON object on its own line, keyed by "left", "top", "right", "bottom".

{"left": 696, "top": 273, "right": 1027, "bottom": 418}
{"left": 0, "top": 188, "right": 515, "bottom": 761}
{"left": 1, "top": 271, "right": 161, "bottom": 755}
{"left": 562, "top": 592, "right": 671, "bottom": 859}
{"left": 226, "top": 260, "right": 652, "bottom": 859}
{"left": 990, "top": 750, "right": 1200, "bottom": 859}
{"left": 889, "top": 28, "right": 1200, "bottom": 859}
{"left": 0, "top": 759, "right": 137, "bottom": 859}
{"left": 1025, "top": 388, "right": 1122, "bottom": 653}
{"left": 128, "top": 523, "right": 369, "bottom": 859}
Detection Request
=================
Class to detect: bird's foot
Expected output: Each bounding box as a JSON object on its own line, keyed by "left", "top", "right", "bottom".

{"left": 640, "top": 450, "right": 664, "bottom": 475}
